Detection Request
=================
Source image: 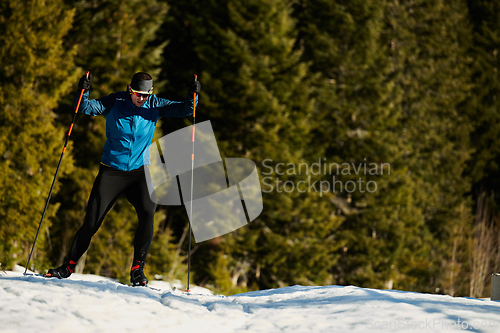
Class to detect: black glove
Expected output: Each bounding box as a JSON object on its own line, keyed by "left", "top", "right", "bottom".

{"left": 189, "top": 80, "right": 201, "bottom": 94}
{"left": 78, "top": 72, "right": 92, "bottom": 93}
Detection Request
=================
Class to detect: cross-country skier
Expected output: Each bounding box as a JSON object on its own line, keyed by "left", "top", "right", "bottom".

{"left": 45, "top": 72, "right": 200, "bottom": 286}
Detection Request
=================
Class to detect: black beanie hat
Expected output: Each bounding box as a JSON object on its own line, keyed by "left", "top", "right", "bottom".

{"left": 131, "top": 72, "right": 153, "bottom": 93}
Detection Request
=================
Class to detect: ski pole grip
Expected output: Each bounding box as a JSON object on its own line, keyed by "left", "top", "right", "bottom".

{"left": 74, "top": 70, "right": 89, "bottom": 114}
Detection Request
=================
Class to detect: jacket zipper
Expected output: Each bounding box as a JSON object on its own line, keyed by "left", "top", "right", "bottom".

{"left": 127, "top": 112, "right": 137, "bottom": 171}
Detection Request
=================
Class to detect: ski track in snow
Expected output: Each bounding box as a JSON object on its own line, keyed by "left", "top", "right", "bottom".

{"left": 1, "top": 270, "right": 499, "bottom": 333}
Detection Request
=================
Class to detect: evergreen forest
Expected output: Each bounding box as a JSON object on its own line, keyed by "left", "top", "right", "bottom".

{"left": 1, "top": 0, "right": 500, "bottom": 298}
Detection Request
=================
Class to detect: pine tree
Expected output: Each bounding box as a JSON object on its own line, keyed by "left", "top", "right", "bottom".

{"left": 293, "top": 0, "right": 473, "bottom": 293}
{"left": 157, "top": 0, "right": 343, "bottom": 292}
{"left": 148, "top": 210, "right": 189, "bottom": 283}
{"left": 293, "top": 0, "right": 418, "bottom": 289}
{"left": 465, "top": 0, "right": 500, "bottom": 296}
{"left": 386, "top": 0, "right": 473, "bottom": 293}
{"left": 0, "top": 0, "right": 77, "bottom": 270}
{"left": 466, "top": 0, "right": 500, "bottom": 199}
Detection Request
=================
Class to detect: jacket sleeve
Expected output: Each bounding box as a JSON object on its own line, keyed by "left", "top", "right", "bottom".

{"left": 74, "top": 91, "right": 116, "bottom": 116}
{"left": 155, "top": 93, "right": 197, "bottom": 118}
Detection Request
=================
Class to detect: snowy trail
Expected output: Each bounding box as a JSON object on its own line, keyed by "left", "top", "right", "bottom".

{"left": 1, "top": 270, "right": 499, "bottom": 332}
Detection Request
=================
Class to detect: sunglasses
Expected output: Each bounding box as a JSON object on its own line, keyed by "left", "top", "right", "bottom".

{"left": 131, "top": 88, "right": 151, "bottom": 98}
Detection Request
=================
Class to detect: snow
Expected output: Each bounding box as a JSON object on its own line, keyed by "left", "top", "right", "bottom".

{"left": 1, "top": 267, "right": 500, "bottom": 332}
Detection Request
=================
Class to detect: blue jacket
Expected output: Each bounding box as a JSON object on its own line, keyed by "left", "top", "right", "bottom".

{"left": 75, "top": 90, "right": 196, "bottom": 171}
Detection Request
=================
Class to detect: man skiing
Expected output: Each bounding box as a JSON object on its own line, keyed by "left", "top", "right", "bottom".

{"left": 45, "top": 72, "right": 200, "bottom": 286}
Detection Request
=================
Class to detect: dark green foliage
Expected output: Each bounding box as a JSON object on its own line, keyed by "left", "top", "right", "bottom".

{"left": 293, "top": 0, "right": 473, "bottom": 293}
{"left": 158, "top": 0, "right": 342, "bottom": 293}
{"left": 466, "top": 0, "right": 500, "bottom": 197}
{"left": 385, "top": 0, "right": 473, "bottom": 293}
{"left": 293, "top": 0, "right": 419, "bottom": 289}
{"left": 464, "top": 0, "right": 500, "bottom": 298}
{"left": 1, "top": 0, "right": 498, "bottom": 297}
{"left": 148, "top": 210, "right": 189, "bottom": 283}
{"left": 0, "top": 0, "right": 77, "bottom": 270}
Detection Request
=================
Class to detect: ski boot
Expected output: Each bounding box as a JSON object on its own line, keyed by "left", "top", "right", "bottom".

{"left": 45, "top": 259, "right": 77, "bottom": 279}
{"left": 130, "top": 260, "right": 148, "bottom": 286}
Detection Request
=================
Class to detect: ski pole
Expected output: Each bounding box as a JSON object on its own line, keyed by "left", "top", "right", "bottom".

{"left": 24, "top": 71, "right": 89, "bottom": 275}
{"left": 187, "top": 74, "right": 198, "bottom": 292}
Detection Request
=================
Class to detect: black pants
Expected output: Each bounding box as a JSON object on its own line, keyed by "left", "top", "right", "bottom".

{"left": 67, "top": 164, "right": 156, "bottom": 263}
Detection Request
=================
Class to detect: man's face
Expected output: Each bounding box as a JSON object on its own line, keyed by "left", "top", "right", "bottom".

{"left": 129, "top": 85, "right": 150, "bottom": 107}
